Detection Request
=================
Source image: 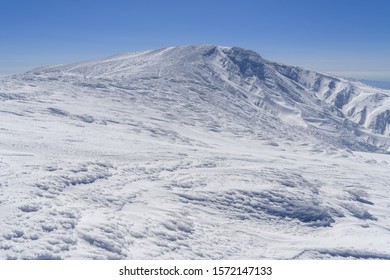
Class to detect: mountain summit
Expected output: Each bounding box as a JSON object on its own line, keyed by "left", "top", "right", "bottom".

{"left": 1, "top": 45, "right": 390, "bottom": 259}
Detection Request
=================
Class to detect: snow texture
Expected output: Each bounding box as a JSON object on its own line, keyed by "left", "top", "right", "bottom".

{"left": 1, "top": 45, "right": 390, "bottom": 259}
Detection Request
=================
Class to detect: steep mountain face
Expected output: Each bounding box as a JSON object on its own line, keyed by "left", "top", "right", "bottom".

{"left": 1, "top": 45, "right": 390, "bottom": 260}
{"left": 270, "top": 64, "right": 390, "bottom": 137}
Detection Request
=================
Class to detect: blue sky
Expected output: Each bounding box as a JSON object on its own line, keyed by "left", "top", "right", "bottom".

{"left": 1, "top": 0, "right": 389, "bottom": 80}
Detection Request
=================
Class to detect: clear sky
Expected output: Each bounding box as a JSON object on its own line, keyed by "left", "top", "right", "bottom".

{"left": 1, "top": 0, "right": 389, "bottom": 80}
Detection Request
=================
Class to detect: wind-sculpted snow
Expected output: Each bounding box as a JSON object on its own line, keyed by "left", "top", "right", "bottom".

{"left": 178, "top": 190, "right": 335, "bottom": 227}
{"left": 1, "top": 45, "right": 390, "bottom": 259}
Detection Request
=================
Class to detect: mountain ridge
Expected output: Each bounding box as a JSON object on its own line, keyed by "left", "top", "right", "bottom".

{"left": 23, "top": 45, "right": 390, "bottom": 151}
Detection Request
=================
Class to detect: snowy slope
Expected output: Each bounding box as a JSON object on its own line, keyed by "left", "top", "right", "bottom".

{"left": 0, "top": 45, "right": 390, "bottom": 259}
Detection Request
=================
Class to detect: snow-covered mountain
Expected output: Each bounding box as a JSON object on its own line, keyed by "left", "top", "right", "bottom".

{"left": 26, "top": 45, "right": 390, "bottom": 152}
{"left": 1, "top": 45, "right": 390, "bottom": 259}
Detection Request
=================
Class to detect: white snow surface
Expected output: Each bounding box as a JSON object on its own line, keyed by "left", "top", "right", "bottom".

{"left": 0, "top": 45, "right": 390, "bottom": 259}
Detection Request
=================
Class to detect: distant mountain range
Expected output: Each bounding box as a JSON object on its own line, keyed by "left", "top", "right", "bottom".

{"left": 359, "top": 79, "right": 390, "bottom": 90}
